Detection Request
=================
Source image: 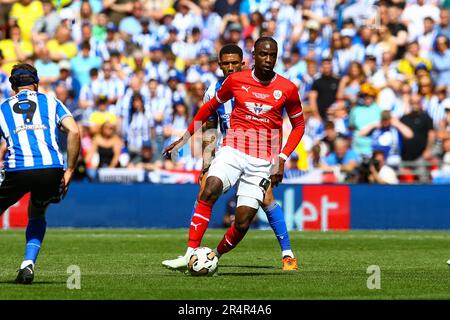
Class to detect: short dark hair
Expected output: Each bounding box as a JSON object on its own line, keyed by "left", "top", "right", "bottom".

{"left": 372, "top": 149, "right": 385, "bottom": 159}
{"left": 343, "top": 17, "right": 355, "bottom": 26}
{"left": 219, "top": 44, "right": 243, "bottom": 60}
{"left": 192, "top": 27, "right": 201, "bottom": 35}
{"left": 96, "top": 95, "right": 108, "bottom": 103}
{"left": 325, "top": 120, "right": 335, "bottom": 129}
{"left": 9, "top": 63, "right": 39, "bottom": 89}
{"left": 89, "top": 68, "right": 99, "bottom": 77}
{"left": 131, "top": 93, "right": 144, "bottom": 104}
{"left": 291, "top": 47, "right": 300, "bottom": 55}
{"left": 81, "top": 40, "right": 91, "bottom": 50}
{"left": 254, "top": 36, "right": 278, "bottom": 51}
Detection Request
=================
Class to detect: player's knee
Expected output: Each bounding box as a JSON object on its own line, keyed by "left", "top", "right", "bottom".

{"left": 234, "top": 197, "right": 259, "bottom": 232}
{"left": 28, "top": 200, "right": 47, "bottom": 219}
{"left": 199, "top": 177, "right": 223, "bottom": 204}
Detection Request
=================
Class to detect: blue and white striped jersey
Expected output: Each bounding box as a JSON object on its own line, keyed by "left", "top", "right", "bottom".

{"left": 203, "top": 78, "right": 234, "bottom": 145}
{"left": 0, "top": 89, "right": 72, "bottom": 171}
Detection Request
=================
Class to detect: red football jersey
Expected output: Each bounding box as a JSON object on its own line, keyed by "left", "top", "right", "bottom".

{"left": 215, "top": 69, "right": 303, "bottom": 160}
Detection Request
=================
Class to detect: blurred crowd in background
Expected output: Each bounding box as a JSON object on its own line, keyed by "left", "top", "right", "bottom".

{"left": 0, "top": 0, "right": 450, "bottom": 184}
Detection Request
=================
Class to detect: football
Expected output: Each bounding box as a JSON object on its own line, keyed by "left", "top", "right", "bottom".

{"left": 187, "top": 247, "right": 219, "bottom": 276}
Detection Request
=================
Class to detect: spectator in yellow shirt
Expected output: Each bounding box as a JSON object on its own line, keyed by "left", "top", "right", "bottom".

{"left": 0, "top": 24, "right": 33, "bottom": 74}
{"left": 9, "top": 0, "right": 44, "bottom": 42}
{"left": 398, "top": 41, "right": 432, "bottom": 82}
{"left": 89, "top": 95, "right": 119, "bottom": 135}
{"left": 46, "top": 25, "right": 78, "bottom": 62}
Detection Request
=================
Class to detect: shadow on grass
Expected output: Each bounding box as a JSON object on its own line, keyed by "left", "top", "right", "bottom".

{"left": 161, "top": 271, "right": 283, "bottom": 277}
{"left": 0, "top": 280, "right": 66, "bottom": 285}
{"left": 220, "top": 265, "right": 276, "bottom": 269}
{"left": 217, "top": 272, "right": 282, "bottom": 276}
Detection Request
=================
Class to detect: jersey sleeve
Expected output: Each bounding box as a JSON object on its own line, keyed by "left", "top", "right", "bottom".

{"left": 215, "top": 74, "right": 234, "bottom": 104}
{"left": 285, "top": 86, "right": 303, "bottom": 120}
{"left": 55, "top": 98, "right": 73, "bottom": 127}
{"left": 280, "top": 85, "right": 305, "bottom": 159}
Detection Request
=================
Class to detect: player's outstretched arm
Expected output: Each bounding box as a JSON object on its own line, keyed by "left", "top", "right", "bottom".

{"left": 60, "top": 116, "right": 81, "bottom": 198}
{"left": 162, "top": 96, "right": 222, "bottom": 160}
{"left": 200, "top": 119, "right": 218, "bottom": 177}
{"left": 162, "top": 133, "right": 189, "bottom": 160}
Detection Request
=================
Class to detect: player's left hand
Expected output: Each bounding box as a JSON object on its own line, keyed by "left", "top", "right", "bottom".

{"left": 61, "top": 168, "right": 74, "bottom": 199}
{"left": 270, "top": 156, "right": 285, "bottom": 187}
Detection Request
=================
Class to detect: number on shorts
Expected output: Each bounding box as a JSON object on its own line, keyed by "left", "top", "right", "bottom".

{"left": 259, "top": 178, "right": 270, "bottom": 193}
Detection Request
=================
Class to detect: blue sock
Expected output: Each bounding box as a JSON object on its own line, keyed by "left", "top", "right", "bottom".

{"left": 264, "top": 202, "right": 291, "bottom": 253}
{"left": 24, "top": 217, "right": 47, "bottom": 264}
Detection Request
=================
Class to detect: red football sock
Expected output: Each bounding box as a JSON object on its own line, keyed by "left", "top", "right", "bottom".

{"left": 216, "top": 223, "right": 247, "bottom": 255}
{"left": 187, "top": 199, "right": 213, "bottom": 248}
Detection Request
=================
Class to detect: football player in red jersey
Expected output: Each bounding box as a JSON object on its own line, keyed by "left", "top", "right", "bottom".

{"left": 163, "top": 37, "right": 305, "bottom": 267}
{"left": 162, "top": 44, "right": 298, "bottom": 272}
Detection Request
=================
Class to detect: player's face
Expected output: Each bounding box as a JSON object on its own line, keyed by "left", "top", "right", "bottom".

{"left": 253, "top": 41, "right": 277, "bottom": 74}
{"left": 219, "top": 53, "right": 243, "bottom": 78}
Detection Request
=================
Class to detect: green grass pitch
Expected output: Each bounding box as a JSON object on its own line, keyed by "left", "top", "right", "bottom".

{"left": 0, "top": 229, "right": 449, "bottom": 299}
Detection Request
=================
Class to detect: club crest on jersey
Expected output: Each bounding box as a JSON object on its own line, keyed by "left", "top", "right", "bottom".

{"left": 245, "top": 101, "right": 273, "bottom": 116}
{"left": 273, "top": 90, "right": 282, "bottom": 100}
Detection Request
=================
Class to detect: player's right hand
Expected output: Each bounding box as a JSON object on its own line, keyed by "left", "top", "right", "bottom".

{"left": 162, "top": 138, "right": 182, "bottom": 160}
{"left": 270, "top": 156, "right": 285, "bottom": 187}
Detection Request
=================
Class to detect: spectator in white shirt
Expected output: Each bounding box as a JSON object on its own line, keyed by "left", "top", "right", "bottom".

{"left": 172, "top": 0, "right": 202, "bottom": 41}
{"left": 145, "top": 45, "right": 169, "bottom": 83}
{"left": 145, "top": 79, "right": 172, "bottom": 159}
{"left": 198, "top": 0, "right": 222, "bottom": 42}
{"left": 418, "top": 16, "right": 438, "bottom": 59}
{"left": 367, "top": 150, "right": 399, "bottom": 184}
{"left": 95, "top": 60, "right": 125, "bottom": 113}
{"left": 402, "top": 0, "right": 440, "bottom": 41}
{"left": 126, "top": 93, "right": 151, "bottom": 160}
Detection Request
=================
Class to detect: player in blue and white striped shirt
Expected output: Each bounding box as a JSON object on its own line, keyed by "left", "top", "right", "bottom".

{"left": 0, "top": 64, "right": 81, "bottom": 284}
{"left": 162, "top": 44, "right": 298, "bottom": 271}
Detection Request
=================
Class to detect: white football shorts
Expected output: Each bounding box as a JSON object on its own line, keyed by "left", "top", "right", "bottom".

{"left": 207, "top": 146, "right": 272, "bottom": 209}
